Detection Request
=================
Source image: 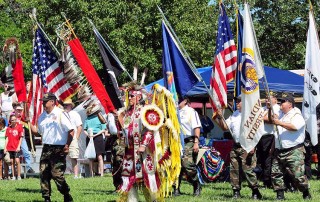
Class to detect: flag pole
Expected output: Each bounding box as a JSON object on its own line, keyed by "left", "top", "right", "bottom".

{"left": 29, "top": 8, "right": 60, "bottom": 56}
{"left": 157, "top": 6, "right": 216, "bottom": 108}
{"left": 87, "top": 18, "right": 134, "bottom": 81}
{"left": 159, "top": 6, "right": 235, "bottom": 137}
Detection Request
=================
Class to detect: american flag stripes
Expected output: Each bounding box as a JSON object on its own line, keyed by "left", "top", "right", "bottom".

{"left": 30, "top": 28, "right": 78, "bottom": 124}
{"left": 210, "top": 3, "right": 237, "bottom": 114}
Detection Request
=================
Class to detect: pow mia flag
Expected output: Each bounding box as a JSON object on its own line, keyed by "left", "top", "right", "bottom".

{"left": 302, "top": 10, "right": 320, "bottom": 146}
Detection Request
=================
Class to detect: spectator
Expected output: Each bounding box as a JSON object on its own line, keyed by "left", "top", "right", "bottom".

{"left": 83, "top": 101, "right": 107, "bottom": 177}
{"left": 4, "top": 114, "right": 23, "bottom": 180}
{"left": 13, "top": 103, "right": 35, "bottom": 174}
{"left": 0, "top": 108, "right": 8, "bottom": 126}
{"left": 0, "top": 84, "right": 17, "bottom": 120}
{"left": 62, "top": 98, "right": 83, "bottom": 179}
{"left": 195, "top": 108, "right": 214, "bottom": 139}
{"left": 0, "top": 117, "right": 7, "bottom": 180}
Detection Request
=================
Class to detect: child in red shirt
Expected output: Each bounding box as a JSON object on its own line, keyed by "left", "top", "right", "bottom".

{"left": 4, "top": 114, "right": 23, "bottom": 180}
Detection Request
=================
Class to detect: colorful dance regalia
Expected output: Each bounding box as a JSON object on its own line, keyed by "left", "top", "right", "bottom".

{"left": 120, "top": 104, "right": 161, "bottom": 190}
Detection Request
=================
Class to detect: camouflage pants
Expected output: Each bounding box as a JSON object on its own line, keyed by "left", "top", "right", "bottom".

{"left": 230, "top": 146, "right": 258, "bottom": 190}
{"left": 111, "top": 137, "right": 124, "bottom": 189}
{"left": 271, "top": 146, "right": 309, "bottom": 192}
{"left": 181, "top": 140, "right": 198, "bottom": 184}
{"left": 40, "top": 145, "right": 70, "bottom": 198}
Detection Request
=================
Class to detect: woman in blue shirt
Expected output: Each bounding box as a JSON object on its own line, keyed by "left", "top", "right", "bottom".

{"left": 84, "top": 104, "right": 107, "bottom": 177}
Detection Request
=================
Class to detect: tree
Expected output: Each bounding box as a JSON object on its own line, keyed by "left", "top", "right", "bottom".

{"left": 0, "top": 0, "right": 319, "bottom": 85}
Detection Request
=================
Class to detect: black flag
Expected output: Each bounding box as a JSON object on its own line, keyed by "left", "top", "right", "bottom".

{"left": 93, "top": 28, "right": 125, "bottom": 109}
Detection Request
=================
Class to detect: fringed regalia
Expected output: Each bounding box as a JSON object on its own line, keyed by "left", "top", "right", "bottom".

{"left": 117, "top": 82, "right": 181, "bottom": 202}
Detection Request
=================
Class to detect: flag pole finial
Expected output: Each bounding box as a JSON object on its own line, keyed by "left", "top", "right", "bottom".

{"left": 61, "top": 12, "right": 78, "bottom": 39}
{"left": 308, "top": 0, "right": 313, "bottom": 10}
{"left": 28, "top": 8, "right": 60, "bottom": 56}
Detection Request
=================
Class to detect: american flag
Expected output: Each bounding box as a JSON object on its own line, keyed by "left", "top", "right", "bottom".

{"left": 30, "top": 28, "right": 78, "bottom": 124}
{"left": 210, "top": 3, "right": 237, "bottom": 114}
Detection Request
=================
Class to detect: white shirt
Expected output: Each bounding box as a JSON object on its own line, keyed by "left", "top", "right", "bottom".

{"left": 179, "top": 105, "right": 201, "bottom": 138}
{"left": 225, "top": 110, "right": 241, "bottom": 143}
{"left": 275, "top": 108, "right": 305, "bottom": 149}
{"left": 263, "top": 104, "right": 281, "bottom": 135}
{"left": 1, "top": 93, "right": 14, "bottom": 112}
{"left": 38, "top": 106, "right": 74, "bottom": 145}
{"left": 67, "top": 110, "right": 82, "bottom": 139}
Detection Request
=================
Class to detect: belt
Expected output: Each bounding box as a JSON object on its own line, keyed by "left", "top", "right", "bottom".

{"left": 278, "top": 143, "right": 304, "bottom": 153}
{"left": 43, "top": 144, "right": 64, "bottom": 148}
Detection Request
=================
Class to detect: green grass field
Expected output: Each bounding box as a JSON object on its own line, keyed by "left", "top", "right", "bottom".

{"left": 1, "top": 173, "right": 320, "bottom": 202}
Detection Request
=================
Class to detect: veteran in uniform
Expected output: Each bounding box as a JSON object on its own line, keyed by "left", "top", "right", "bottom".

{"left": 216, "top": 96, "right": 262, "bottom": 199}
{"left": 31, "top": 92, "right": 74, "bottom": 202}
{"left": 174, "top": 96, "right": 202, "bottom": 196}
{"left": 271, "top": 93, "right": 311, "bottom": 200}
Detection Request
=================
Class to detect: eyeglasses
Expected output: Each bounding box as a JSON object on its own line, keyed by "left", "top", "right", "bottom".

{"left": 129, "top": 94, "right": 136, "bottom": 98}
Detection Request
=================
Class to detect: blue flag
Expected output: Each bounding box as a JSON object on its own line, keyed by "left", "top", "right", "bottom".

{"left": 233, "top": 9, "right": 243, "bottom": 110}
{"left": 162, "top": 21, "right": 198, "bottom": 99}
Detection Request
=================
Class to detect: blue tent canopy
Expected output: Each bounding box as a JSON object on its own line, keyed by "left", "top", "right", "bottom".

{"left": 146, "top": 66, "right": 304, "bottom": 101}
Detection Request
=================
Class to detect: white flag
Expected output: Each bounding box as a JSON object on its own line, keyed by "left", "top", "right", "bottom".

{"left": 239, "top": 3, "right": 265, "bottom": 152}
{"left": 302, "top": 10, "right": 320, "bottom": 146}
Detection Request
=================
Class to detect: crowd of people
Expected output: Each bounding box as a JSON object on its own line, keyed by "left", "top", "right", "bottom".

{"left": 1, "top": 77, "right": 320, "bottom": 202}
{"left": 0, "top": 83, "right": 35, "bottom": 180}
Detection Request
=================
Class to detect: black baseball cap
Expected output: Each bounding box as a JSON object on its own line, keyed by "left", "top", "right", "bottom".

{"left": 278, "top": 93, "right": 295, "bottom": 105}
{"left": 40, "top": 92, "right": 57, "bottom": 101}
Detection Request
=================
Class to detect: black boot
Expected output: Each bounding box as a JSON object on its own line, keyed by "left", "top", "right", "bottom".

{"left": 64, "top": 193, "right": 73, "bottom": 202}
{"left": 193, "top": 181, "right": 201, "bottom": 196}
{"left": 303, "top": 189, "right": 312, "bottom": 200}
{"left": 44, "top": 196, "right": 51, "bottom": 202}
{"left": 276, "top": 190, "right": 285, "bottom": 200}
{"left": 173, "top": 185, "right": 181, "bottom": 196}
{"left": 252, "top": 188, "right": 262, "bottom": 200}
{"left": 233, "top": 189, "right": 241, "bottom": 199}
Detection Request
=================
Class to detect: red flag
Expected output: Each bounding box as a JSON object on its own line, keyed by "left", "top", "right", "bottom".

{"left": 12, "top": 58, "right": 27, "bottom": 102}
{"left": 68, "top": 38, "right": 115, "bottom": 113}
{"left": 210, "top": 4, "right": 237, "bottom": 115}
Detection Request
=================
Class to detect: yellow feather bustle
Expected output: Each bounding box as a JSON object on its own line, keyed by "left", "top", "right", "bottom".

{"left": 150, "top": 83, "right": 182, "bottom": 198}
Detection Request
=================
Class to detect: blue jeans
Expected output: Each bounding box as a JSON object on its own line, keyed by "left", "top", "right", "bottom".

{"left": 21, "top": 137, "right": 31, "bottom": 170}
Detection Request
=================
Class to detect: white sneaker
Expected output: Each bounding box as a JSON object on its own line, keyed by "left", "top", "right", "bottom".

{"left": 74, "top": 176, "right": 79, "bottom": 179}
{"left": 11, "top": 176, "right": 16, "bottom": 180}
{"left": 17, "top": 176, "right": 22, "bottom": 180}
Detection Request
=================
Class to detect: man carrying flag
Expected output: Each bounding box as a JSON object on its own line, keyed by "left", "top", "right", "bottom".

{"left": 216, "top": 3, "right": 263, "bottom": 199}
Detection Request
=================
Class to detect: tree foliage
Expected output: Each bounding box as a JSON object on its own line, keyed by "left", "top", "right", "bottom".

{"left": 0, "top": 0, "right": 319, "bottom": 84}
